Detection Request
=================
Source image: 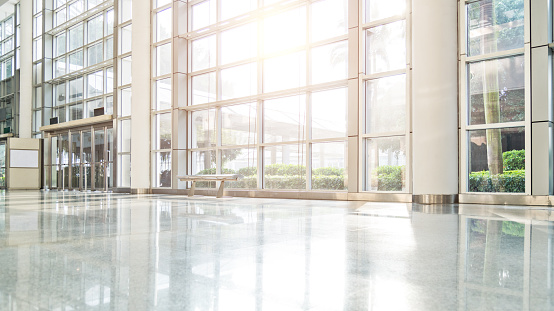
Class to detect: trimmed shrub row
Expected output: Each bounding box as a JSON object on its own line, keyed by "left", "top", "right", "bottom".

{"left": 468, "top": 170, "right": 525, "bottom": 193}
{"left": 196, "top": 164, "right": 346, "bottom": 190}
{"left": 372, "top": 165, "right": 404, "bottom": 191}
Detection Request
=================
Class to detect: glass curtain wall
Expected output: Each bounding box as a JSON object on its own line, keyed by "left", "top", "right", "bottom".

{"left": 0, "top": 7, "right": 18, "bottom": 137}
{"left": 184, "top": 0, "right": 348, "bottom": 191}
{"left": 32, "top": 0, "right": 115, "bottom": 137}
{"left": 31, "top": 0, "right": 42, "bottom": 138}
{"left": 117, "top": 0, "right": 131, "bottom": 188}
{"left": 362, "top": 0, "right": 409, "bottom": 192}
{"left": 463, "top": 0, "right": 526, "bottom": 193}
{"left": 152, "top": 0, "right": 172, "bottom": 188}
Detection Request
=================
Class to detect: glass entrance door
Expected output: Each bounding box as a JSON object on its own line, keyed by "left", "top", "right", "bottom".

{"left": 47, "top": 125, "right": 113, "bottom": 191}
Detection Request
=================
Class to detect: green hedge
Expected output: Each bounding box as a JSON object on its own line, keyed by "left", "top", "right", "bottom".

{"left": 503, "top": 149, "right": 525, "bottom": 170}
{"left": 195, "top": 163, "right": 346, "bottom": 190}
{"left": 468, "top": 170, "right": 525, "bottom": 193}
{"left": 371, "top": 165, "right": 404, "bottom": 191}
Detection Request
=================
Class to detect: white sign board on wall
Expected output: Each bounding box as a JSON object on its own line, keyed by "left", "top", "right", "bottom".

{"left": 10, "top": 150, "right": 39, "bottom": 168}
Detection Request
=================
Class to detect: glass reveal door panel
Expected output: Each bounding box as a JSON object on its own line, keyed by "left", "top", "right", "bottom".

{"left": 71, "top": 132, "right": 81, "bottom": 189}
{"left": 60, "top": 134, "right": 70, "bottom": 189}
{"left": 94, "top": 129, "right": 105, "bottom": 189}
{"left": 82, "top": 131, "right": 92, "bottom": 190}
{"left": 0, "top": 141, "right": 5, "bottom": 188}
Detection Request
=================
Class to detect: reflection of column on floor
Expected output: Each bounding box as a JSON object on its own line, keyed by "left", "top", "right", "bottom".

{"left": 530, "top": 222, "right": 554, "bottom": 307}
{"left": 344, "top": 228, "right": 369, "bottom": 311}
{"left": 256, "top": 207, "right": 265, "bottom": 311}
{"left": 212, "top": 226, "right": 222, "bottom": 309}
{"left": 127, "top": 202, "right": 153, "bottom": 311}
{"left": 302, "top": 208, "right": 312, "bottom": 310}
{"left": 169, "top": 201, "right": 192, "bottom": 308}
{"left": 482, "top": 220, "right": 502, "bottom": 311}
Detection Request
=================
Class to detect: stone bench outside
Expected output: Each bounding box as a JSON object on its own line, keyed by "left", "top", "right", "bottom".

{"left": 177, "top": 174, "right": 243, "bottom": 198}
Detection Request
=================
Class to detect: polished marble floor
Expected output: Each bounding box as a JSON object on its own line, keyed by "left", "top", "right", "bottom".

{"left": 0, "top": 191, "right": 553, "bottom": 310}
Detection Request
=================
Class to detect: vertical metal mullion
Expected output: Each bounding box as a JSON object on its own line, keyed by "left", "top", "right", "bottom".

{"left": 91, "top": 125, "right": 96, "bottom": 191}
{"left": 104, "top": 126, "right": 108, "bottom": 191}
{"left": 68, "top": 129, "right": 73, "bottom": 189}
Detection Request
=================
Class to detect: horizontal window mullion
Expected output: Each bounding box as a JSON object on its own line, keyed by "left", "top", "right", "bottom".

{"left": 361, "top": 132, "right": 407, "bottom": 139}
{"left": 465, "top": 49, "right": 525, "bottom": 63}
{"left": 466, "top": 122, "right": 526, "bottom": 130}
{"left": 362, "top": 15, "right": 406, "bottom": 30}
{"left": 362, "top": 69, "right": 408, "bottom": 81}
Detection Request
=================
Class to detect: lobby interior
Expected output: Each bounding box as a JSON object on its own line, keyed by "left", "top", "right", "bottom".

{"left": 0, "top": 0, "right": 554, "bottom": 309}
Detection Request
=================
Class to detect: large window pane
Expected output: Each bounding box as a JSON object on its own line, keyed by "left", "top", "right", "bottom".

{"left": 264, "top": 144, "right": 306, "bottom": 190}
{"left": 68, "top": 0, "right": 83, "bottom": 20}
{"left": 363, "top": 0, "right": 406, "bottom": 23}
{"left": 55, "top": 83, "right": 66, "bottom": 107}
{"left": 68, "top": 50, "right": 83, "bottom": 72}
{"left": 155, "top": 152, "right": 171, "bottom": 187}
{"left": 312, "top": 88, "right": 347, "bottom": 139}
{"left": 191, "top": 72, "right": 216, "bottom": 105}
{"left": 86, "top": 99, "right": 103, "bottom": 117}
{"left": 192, "top": 0, "right": 216, "bottom": 31}
{"left": 105, "top": 37, "right": 113, "bottom": 60}
{"left": 119, "top": 119, "right": 131, "bottom": 153}
{"left": 120, "top": 56, "right": 132, "bottom": 85}
{"left": 120, "top": 24, "right": 132, "bottom": 55}
{"left": 468, "top": 127, "right": 525, "bottom": 193}
{"left": 69, "top": 103, "right": 83, "bottom": 121}
{"left": 221, "top": 0, "right": 256, "bottom": 20}
{"left": 191, "top": 109, "right": 216, "bottom": 148}
{"left": 312, "top": 0, "right": 347, "bottom": 42}
{"left": 155, "top": 8, "right": 172, "bottom": 42}
{"left": 69, "top": 77, "right": 83, "bottom": 102}
{"left": 191, "top": 35, "right": 216, "bottom": 72}
{"left": 120, "top": 0, "right": 132, "bottom": 23}
{"left": 87, "top": 15, "right": 103, "bottom": 43}
{"left": 192, "top": 150, "right": 215, "bottom": 174}
{"left": 55, "top": 9, "right": 67, "bottom": 27}
{"left": 467, "top": 0, "right": 524, "bottom": 57}
{"left": 106, "top": 10, "right": 114, "bottom": 35}
{"left": 222, "top": 103, "right": 257, "bottom": 146}
{"left": 263, "top": 6, "right": 306, "bottom": 56}
{"left": 365, "top": 136, "right": 406, "bottom": 192}
{"left": 155, "top": 113, "right": 172, "bottom": 150}
{"left": 55, "top": 33, "right": 66, "bottom": 57}
{"left": 87, "top": 71, "right": 103, "bottom": 98}
{"left": 469, "top": 55, "right": 525, "bottom": 125}
{"left": 118, "top": 154, "right": 131, "bottom": 187}
{"left": 311, "top": 41, "right": 347, "bottom": 84}
{"left": 221, "top": 23, "right": 256, "bottom": 65}
{"left": 222, "top": 148, "right": 257, "bottom": 189}
{"left": 154, "top": 78, "right": 171, "bottom": 110}
{"left": 312, "top": 142, "right": 346, "bottom": 190}
{"left": 264, "top": 95, "right": 306, "bottom": 143}
{"left": 156, "top": 43, "right": 171, "bottom": 76}
{"left": 55, "top": 58, "right": 66, "bottom": 78}
{"left": 221, "top": 63, "right": 257, "bottom": 100}
{"left": 264, "top": 51, "right": 306, "bottom": 93}
{"left": 366, "top": 20, "right": 405, "bottom": 74}
{"left": 119, "top": 87, "right": 131, "bottom": 117}
{"left": 69, "top": 24, "right": 83, "bottom": 51}
{"left": 366, "top": 74, "right": 406, "bottom": 133}
{"left": 87, "top": 43, "right": 103, "bottom": 67}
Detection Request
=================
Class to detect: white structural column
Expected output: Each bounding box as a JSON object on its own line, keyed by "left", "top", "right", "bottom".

{"left": 19, "top": 0, "right": 32, "bottom": 138}
{"left": 530, "top": 0, "right": 553, "bottom": 195}
{"left": 411, "top": 0, "right": 458, "bottom": 201}
{"left": 130, "top": 0, "right": 151, "bottom": 193}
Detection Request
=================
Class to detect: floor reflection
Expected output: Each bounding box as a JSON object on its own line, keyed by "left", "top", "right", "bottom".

{"left": 0, "top": 191, "right": 553, "bottom": 310}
